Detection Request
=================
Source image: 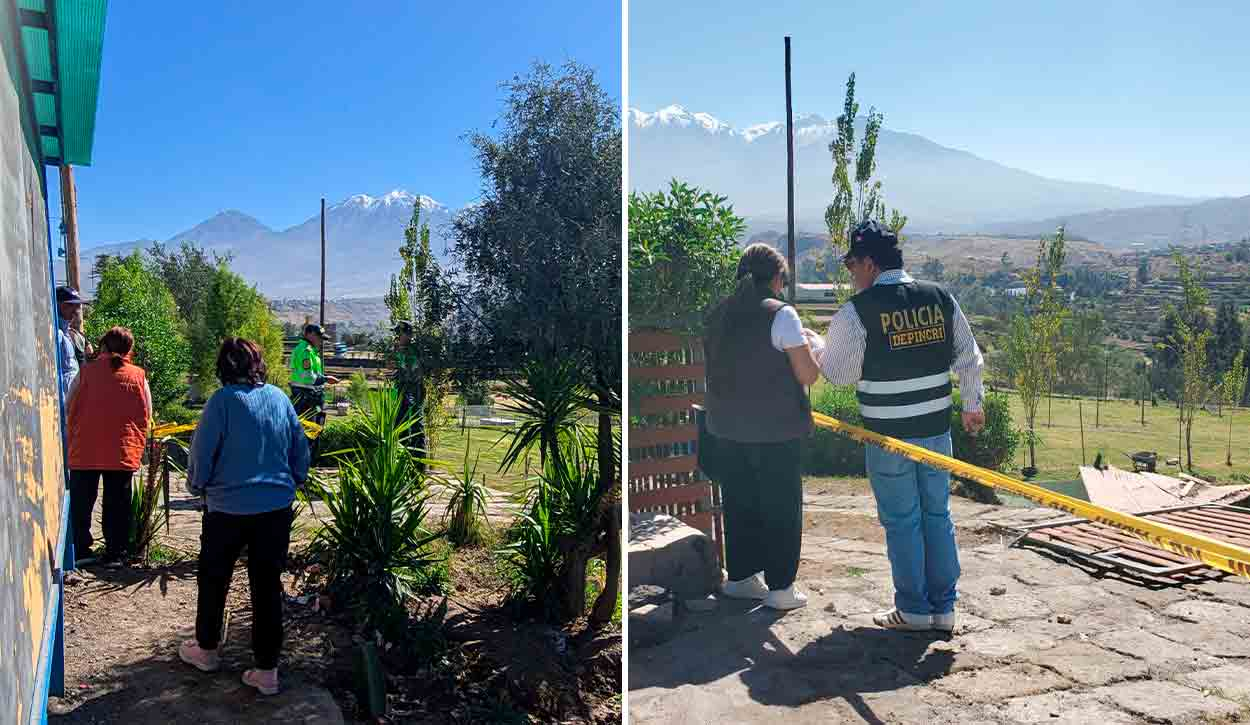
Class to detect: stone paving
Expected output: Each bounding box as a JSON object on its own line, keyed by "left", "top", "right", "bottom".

{"left": 629, "top": 489, "right": 1250, "bottom": 724}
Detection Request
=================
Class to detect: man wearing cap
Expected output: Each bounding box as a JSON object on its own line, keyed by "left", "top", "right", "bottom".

{"left": 289, "top": 324, "right": 340, "bottom": 425}
{"left": 56, "top": 286, "right": 93, "bottom": 366}
{"left": 817, "top": 220, "right": 985, "bottom": 633}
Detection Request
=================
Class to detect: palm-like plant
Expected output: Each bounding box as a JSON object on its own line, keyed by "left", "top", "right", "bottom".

{"left": 444, "top": 445, "right": 490, "bottom": 547}
{"left": 305, "top": 384, "right": 444, "bottom": 639}
{"left": 498, "top": 356, "right": 590, "bottom": 474}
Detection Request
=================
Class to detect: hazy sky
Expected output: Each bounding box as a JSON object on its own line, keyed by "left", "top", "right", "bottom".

{"left": 56, "top": 1, "right": 620, "bottom": 246}
{"left": 629, "top": 0, "right": 1249, "bottom": 199}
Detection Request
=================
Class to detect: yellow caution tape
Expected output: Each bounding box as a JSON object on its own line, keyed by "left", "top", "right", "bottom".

{"left": 151, "top": 418, "right": 324, "bottom": 440}
{"left": 813, "top": 411, "right": 1250, "bottom": 580}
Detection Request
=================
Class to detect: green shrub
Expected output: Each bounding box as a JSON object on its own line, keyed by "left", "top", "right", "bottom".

{"left": 804, "top": 384, "right": 866, "bottom": 475}
{"left": 801, "top": 384, "right": 1019, "bottom": 483}
{"left": 304, "top": 386, "right": 443, "bottom": 640}
{"left": 348, "top": 372, "right": 371, "bottom": 408}
{"left": 156, "top": 402, "right": 199, "bottom": 425}
{"left": 316, "top": 417, "right": 365, "bottom": 462}
{"left": 455, "top": 376, "right": 491, "bottom": 407}
{"left": 444, "top": 448, "right": 490, "bottom": 547}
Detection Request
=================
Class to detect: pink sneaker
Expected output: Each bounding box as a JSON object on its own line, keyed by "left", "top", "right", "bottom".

{"left": 242, "top": 668, "right": 280, "bottom": 696}
{"left": 178, "top": 639, "right": 220, "bottom": 672}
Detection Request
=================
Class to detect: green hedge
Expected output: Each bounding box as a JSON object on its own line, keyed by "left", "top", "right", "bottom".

{"left": 802, "top": 385, "right": 1019, "bottom": 478}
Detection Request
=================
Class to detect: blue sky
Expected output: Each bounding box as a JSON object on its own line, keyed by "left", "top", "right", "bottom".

{"left": 629, "top": 0, "right": 1250, "bottom": 199}
{"left": 57, "top": 1, "right": 620, "bottom": 246}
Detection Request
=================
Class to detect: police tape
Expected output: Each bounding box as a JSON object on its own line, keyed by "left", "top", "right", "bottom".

{"left": 151, "top": 418, "right": 325, "bottom": 440}
{"left": 812, "top": 411, "right": 1250, "bottom": 580}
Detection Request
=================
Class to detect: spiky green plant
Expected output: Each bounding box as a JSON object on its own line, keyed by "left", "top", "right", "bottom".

{"left": 498, "top": 356, "right": 590, "bottom": 474}
{"left": 444, "top": 445, "right": 490, "bottom": 547}
{"left": 304, "top": 385, "right": 445, "bottom": 639}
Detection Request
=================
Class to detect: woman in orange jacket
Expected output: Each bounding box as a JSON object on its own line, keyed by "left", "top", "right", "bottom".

{"left": 67, "top": 326, "right": 152, "bottom": 566}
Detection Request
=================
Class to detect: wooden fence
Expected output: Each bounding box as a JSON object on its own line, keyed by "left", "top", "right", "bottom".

{"left": 627, "top": 330, "right": 723, "bottom": 561}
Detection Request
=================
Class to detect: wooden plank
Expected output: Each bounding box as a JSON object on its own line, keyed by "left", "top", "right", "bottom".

{"left": 630, "top": 364, "right": 705, "bottom": 381}
{"left": 630, "top": 330, "right": 698, "bottom": 353}
{"left": 636, "top": 394, "right": 701, "bottom": 416}
{"left": 630, "top": 482, "right": 712, "bottom": 510}
{"left": 680, "top": 511, "right": 715, "bottom": 535}
{"left": 629, "top": 424, "right": 697, "bottom": 448}
{"left": 629, "top": 455, "right": 699, "bottom": 479}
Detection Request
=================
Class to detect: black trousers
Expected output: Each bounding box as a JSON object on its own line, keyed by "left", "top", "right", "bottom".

{"left": 70, "top": 469, "right": 134, "bottom": 559}
{"left": 196, "top": 506, "right": 294, "bottom": 669}
{"left": 718, "top": 438, "right": 804, "bottom": 590}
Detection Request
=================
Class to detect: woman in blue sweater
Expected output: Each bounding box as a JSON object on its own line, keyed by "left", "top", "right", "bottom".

{"left": 178, "top": 337, "right": 310, "bottom": 696}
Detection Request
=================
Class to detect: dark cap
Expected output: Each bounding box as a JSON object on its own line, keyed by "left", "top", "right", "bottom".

{"left": 303, "top": 323, "right": 325, "bottom": 337}
{"left": 56, "top": 286, "right": 83, "bottom": 305}
{"left": 393, "top": 320, "right": 414, "bottom": 335}
{"left": 843, "top": 220, "right": 899, "bottom": 262}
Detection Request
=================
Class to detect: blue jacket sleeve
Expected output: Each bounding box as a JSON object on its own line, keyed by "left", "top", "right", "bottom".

{"left": 288, "top": 399, "right": 311, "bottom": 486}
{"left": 57, "top": 330, "right": 78, "bottom": 401}
{"left": 187, "top": 393, "right": 225, "bottom": 496}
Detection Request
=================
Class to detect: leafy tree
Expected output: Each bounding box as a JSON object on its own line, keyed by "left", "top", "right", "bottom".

{"left": 86, "top": 252, "right": 191, "bottom": 412}
{"left": 147, "top": 241, "right": 234, "bottom": 393}
{"left": 628, "top": 180, "right": 745, "bottom": 332}
{"left": 1004, "top": 227, "right": 1069, "bottom": 474}
{"left": 1162, "top": 251, "right": 1214, "bottom": 471}
{"left": 452, "top": 61, "right": 620, "bottom": 624}
{"left": 203, "top": 267, "right": 285, "bottom": 393}
{"left": 1137, "top": 256, "right": 1151, "bottom": 286}
{"left": 823, "top": 73, "right": 906, "bottom": 302}
{"left": 1221, "top": 350, "right": 1248, "bottom": 466}
{"left": 1210, "top": 301, "right": 1243, "bottom": 382}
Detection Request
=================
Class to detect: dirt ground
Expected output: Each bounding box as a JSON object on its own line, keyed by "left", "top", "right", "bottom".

{"left": 630, "top": 477, "right": 1250, "bottom": 724}
{"left": 48, "top": 480, "right": 621, "bottom": 724}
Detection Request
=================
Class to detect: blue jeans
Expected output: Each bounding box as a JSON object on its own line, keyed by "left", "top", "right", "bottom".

{"left": 865, "top": 432, "right": 960, "bottom": 616}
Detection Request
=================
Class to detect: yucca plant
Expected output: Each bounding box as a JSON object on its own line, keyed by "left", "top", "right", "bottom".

{"left": 130, "top": 437, "right": 181, "bottom": 561}
{"left": 304, "top": 384, "right": 445, "bottom": 639}
{"left": 500, "top": 438, "right": 607, "bottom": 621}
{"left": 498, "top": 356, "right": 591, "bottom": 474}
{"left": 444, "top": 445, "right": 490, "bottom": 547}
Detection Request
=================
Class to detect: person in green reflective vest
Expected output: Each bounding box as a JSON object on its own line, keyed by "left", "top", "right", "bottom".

{"left": 289, "top": 324, "right": 340, "bottom": 424}
{"left": 391, "top": 320, "right": 426, "bottom": 465}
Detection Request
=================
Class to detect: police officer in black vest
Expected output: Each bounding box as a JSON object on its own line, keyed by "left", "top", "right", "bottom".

{"left": 819, "top": 220, "right": 985, "bottom": 632}
{"left": 704, "top": 243, "right": 823, "bottom": 611}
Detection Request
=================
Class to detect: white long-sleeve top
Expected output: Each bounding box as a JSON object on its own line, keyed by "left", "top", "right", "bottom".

{"left": 817, "top": 269, "right": 985, "bottom": 412}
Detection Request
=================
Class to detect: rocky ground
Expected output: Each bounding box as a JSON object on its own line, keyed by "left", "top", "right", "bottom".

{"left": 629, "top": 477, "right": 1250, "bottom": 724}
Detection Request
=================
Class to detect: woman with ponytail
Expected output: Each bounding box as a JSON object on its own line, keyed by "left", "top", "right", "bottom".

{"left": 67, "top": 326, "right": 152, "bottom": 567}
{"left": 702, "top": 243, "right": 823, "bottom": 610}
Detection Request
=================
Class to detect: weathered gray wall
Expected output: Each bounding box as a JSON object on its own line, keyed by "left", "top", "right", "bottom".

{"left": 1, "top": 4, "right": 67, "bottom": 722}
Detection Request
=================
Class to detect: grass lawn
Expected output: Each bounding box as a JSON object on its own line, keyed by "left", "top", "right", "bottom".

{"left": 1007, "top": 394, "right": 1250, "bottom": 484}
{"left": 427, "top": 423, "right": 537, "bottom": 496}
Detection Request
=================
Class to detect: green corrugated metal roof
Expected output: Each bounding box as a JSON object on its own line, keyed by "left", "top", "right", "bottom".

{"left": 17, "top": 0, "right": 106, "bottom": 166}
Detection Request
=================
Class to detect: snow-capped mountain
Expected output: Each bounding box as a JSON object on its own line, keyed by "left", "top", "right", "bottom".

{"left": 75, "top": 190, "right": 458, "bottom": 298}
{"left": 629, "top": 106, "right": 1198, "bottom": 239}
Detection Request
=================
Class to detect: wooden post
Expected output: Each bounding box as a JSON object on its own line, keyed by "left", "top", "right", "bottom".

{"left": 1078, "top": 399, "right": 1086, "bottom": 465}
{"left": 59, "top": 165, "right": 81, "bottom": 295}
{"left": 784, "top": 36, "right": 796, "bottom": 301}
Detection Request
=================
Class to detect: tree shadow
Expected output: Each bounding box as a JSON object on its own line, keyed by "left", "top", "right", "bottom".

{"left": 73, "top": 559, "right": 200, "bottom": 597}
{"left": 630, "top": 603, "right": 952, "bottom": 724}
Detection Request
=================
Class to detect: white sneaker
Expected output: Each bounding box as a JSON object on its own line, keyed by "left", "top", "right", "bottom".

{"left": 720, "top": 571, "right": 769, "bottom": 600}
{"left": 932, "top": 612, "right": 956, "bottom": 632}
{"left": 872, "top": 608, "right": 932, "bottom": 631}
{"left": 763, "top": 585, "right": 808, "bottom": 611}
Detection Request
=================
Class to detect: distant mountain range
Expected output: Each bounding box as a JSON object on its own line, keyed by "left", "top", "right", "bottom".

{"left": 987, "top": 195, "right": 1250, "bottom": 247}
{"left": 628, "top": 106, "right": 1250, "bottom": 246}
{"left": 73, "top": 190, "right": 456, "bottom": 299}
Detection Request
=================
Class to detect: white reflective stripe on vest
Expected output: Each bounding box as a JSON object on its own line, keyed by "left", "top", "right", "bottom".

{"left": 857, "top": 372, "right": 952, "bottom": 395}
{"left": 859, "top": 395, "right": 953, "bottom": 420}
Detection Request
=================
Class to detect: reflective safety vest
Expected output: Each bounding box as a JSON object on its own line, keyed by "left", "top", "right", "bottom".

{"left": 290, "top": 339, "right": 325, "bottom": 388}
{"left": 850, "top": 280, "right": 956, "bottom": 439}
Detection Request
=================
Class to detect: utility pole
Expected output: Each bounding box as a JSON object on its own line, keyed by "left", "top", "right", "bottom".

{"left": 784, "top": 36, "right": 796, "bottom": 302}
{"left": 319, "top": 197, "right": 326, "bottom": 354}
{"left": 59, "top": 165, "right": 81, "bottom": 300}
